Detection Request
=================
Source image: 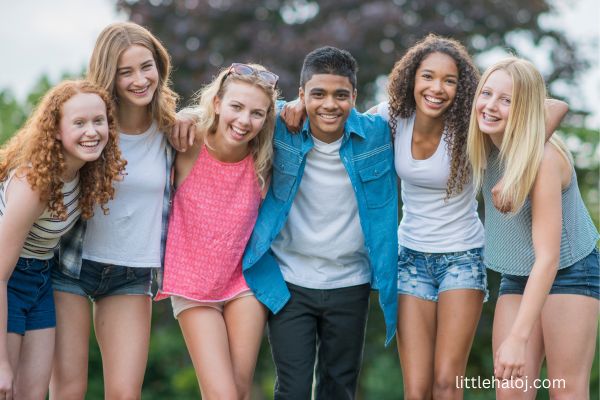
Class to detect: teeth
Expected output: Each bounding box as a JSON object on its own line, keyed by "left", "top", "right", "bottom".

{"left": 232, "top": 126, "right": 248, "bottom": 136}
{"left": 425, "top": 95, "right": 443, "bottom": 104}
{"left": 319, "top": 114, "right": 338, "bottom": 120}
{"left": 483, "top": 113, "right": 499, "bottom": 122}
{"left": 131, "top": 87, "right": 148, "bottom": 94}
{"left": 80, "top": 140, "right": 99, "bottom": 148}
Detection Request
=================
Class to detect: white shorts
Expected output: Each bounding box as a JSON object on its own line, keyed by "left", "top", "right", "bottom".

{"left": 170, "top": 290, "right": 254, "bottom": 318}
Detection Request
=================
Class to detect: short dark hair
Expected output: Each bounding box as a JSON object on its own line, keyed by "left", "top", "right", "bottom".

{"left": 300, "top": 46, "right": 358, "bottom": 89}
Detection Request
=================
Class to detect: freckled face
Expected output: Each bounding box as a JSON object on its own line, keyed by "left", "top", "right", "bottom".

{"left": 57, "top": 93, "right": 109, "bottom": 168}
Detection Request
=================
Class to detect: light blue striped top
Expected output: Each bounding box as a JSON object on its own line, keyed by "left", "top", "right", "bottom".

{"left": 483, "top": 149, "right": 598, "bottom": 276}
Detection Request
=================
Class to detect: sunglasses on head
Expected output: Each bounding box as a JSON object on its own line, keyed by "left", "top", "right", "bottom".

{"left": 224, "top": 63, "right": 279, "bottom": 87}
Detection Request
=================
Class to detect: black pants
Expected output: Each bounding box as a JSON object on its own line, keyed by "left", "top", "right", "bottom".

{"left": 267, "top": 282, "right": 371, "bottom": 400}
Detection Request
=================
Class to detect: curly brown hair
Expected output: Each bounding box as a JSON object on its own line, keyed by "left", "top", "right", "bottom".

{"left": 0, "top": 80, "right": 126, "bottom": 220}
{"left": 387, "top": 34, "right": 480, "bottom": 198}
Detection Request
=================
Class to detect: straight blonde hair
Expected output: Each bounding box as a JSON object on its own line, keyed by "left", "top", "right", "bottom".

{"left": 88, "top": 22, "right": 178, "bottom": 133}
{"left": 188, "top": 65, "right": 279, "bottom": 190}
{"left": 468, "top": 58, "right": 549, "bottom": 212}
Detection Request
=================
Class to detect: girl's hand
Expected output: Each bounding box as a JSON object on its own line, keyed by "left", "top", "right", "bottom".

{"left": 169, "top": 114, "right": 197, "bottom": 152}
{"left": 0, "top": 361, "right": 13, "bottom": 400}
{"left": 492, "top": 178, "right": 512, "bottom": 213}
{"left": 280, "top": 99, "right": 306, "bottom": 133}
{"left": 494, "top": 335, "right": 526, "bottom": 380}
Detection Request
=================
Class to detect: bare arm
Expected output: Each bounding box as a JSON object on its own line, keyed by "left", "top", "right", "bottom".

{"left": 544, "top": 99, "right": 569, "bottom": 140}
{"left": 279, "top": 99, "right": 305, "bottom": 132}
{"left": 493, "top": 145, "right": 565, "bottom": 380}
{"left": 168, "top": 108, "right": 200, "bottom": 153}
{"left": 0, "top": 175, "right": 45, "bottom": 397}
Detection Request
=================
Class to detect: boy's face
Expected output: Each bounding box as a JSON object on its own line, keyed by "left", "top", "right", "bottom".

{"left": 300, "top": 74, "right": 356, "bottom": 143}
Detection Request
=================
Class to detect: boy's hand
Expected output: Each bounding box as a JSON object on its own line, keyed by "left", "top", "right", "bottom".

{"left": 280, "top": 99, "right": 306, "bottom": 133}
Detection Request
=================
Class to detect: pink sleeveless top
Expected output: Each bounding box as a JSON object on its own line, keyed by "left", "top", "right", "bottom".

{"left": 156, "top": 146, "right": 261, "bottom": 302}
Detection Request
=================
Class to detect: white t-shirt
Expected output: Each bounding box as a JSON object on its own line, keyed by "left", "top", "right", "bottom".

{"left": 271, "top": 135, "right": 371, "bottom": 289}
{"left": 377, "top": 102, "right": 484, "bottom": 253}
{"left": 82, "top": 121, "right": 167, "bottom": 267}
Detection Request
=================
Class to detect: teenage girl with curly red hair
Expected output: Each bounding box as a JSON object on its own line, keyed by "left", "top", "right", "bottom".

{"left": 0, "top": 79, "right": 125, "bottom": 399}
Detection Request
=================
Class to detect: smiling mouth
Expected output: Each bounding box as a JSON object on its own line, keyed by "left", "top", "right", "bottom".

{"left": 79, "top": 140, "right": 100, "bottom": 148}
{"left": 231, "top": 126, "right": 250, "bottom": 137}
{"left": 130, "top": 86, "right": 150, "bottom": 96}
{"left": 424, "top": 95, "right": 444, "bottom": 104}
{"left": 318, "top": 113, "right": 340, "bottom": 121}
{"left": 482, "top": 112, "right": 500, "bottom": 122}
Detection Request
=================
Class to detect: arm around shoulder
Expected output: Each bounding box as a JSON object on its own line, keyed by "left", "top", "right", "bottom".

{"left": 544, "top": 99, "right": 569, "bottom": 141}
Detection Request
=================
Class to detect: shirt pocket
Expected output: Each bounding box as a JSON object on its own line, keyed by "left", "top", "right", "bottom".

{"left": 271, "top": 153, "right": 299, "bottom": 202}
{"left": 358, "top": 159, "right": 393, "bottom": 208}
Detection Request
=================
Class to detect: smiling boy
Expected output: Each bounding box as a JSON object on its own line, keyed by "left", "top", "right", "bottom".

{"left": 243, "top": 46, "right": 398, "bottom": 399}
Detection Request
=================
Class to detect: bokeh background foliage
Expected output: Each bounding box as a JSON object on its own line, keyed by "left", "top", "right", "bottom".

{"left": 1, "top": 1, "right": 598, "bottom": 398}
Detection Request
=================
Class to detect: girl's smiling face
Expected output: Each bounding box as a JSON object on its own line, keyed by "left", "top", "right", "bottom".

{"left": 475, "top": 69, "right": 513, "bottom": 143}
{"left": 413, "top": 52, "right": 459, "bottom": 121}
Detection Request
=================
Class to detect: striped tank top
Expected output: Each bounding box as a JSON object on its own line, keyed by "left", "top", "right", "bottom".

{"left": 156, "top": 145, "right": 261, "bottom": 301}
{"left": 0, "top": 170, "right": 81, "bottom": 260}
{"left": 483, "top": 149, "right": 598, "bottom": 275}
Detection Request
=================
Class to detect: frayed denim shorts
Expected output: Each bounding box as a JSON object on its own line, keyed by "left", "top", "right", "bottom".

{"left": 499, "top": 248, "right": 599, "bottom": 299}
{"left": 398, "top": 246, "right": 488, "bottom": 302}
{"left": 7, "top": 257, "right": 56, "bottom": 334}
{"left": 52, "top": 259, "right": 153, "bottom": 301}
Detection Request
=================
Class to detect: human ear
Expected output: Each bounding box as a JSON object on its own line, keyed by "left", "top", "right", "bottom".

{"left": 213, "top": 96, "right": 221, "bottom": 115}
{"left": 299, "top": 87, "right": 305, "bottom": 104}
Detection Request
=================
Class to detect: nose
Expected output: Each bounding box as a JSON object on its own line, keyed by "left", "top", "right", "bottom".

{"left": 322, "top": 94, "right": 337, "bottom": 109}
{"left": 133, "top": 69, "right": 147, "bottom": 85}
{"left": 431, "top": 79, "right": 443, "bottom": 92}
{"left": 238, "top": 110, "right": 251, "bottom": 126}
{"left": 83, "top": 121, "right": 98, "bottom": 136}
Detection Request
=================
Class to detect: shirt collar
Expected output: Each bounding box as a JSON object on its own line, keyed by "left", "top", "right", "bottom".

{"left": 300, "top": 108, "right": 366, "bottom": 140}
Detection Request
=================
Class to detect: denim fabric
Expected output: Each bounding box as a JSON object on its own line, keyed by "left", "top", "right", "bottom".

{"left": 52, "top": 259, "right": 153, "bottom": 301}
{"left": 7, "top": 257, "right": 56, "bottom": 334}
{"left": 397, "top": 246, "right": 488, "bottom": 302}
{"left": 243, "top": 108, "right": 398, "bottom": 344}
{"left": 499, "top": 248, "right": 599, "bottom": 299}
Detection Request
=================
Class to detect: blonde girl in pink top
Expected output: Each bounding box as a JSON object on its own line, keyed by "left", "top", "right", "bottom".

{"left": 156, "top": 63, "right": 278, "bottom": 399}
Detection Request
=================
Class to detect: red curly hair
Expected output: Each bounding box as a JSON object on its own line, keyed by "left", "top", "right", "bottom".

{"left": 0, "top": 80, "right": 126, "bottom": 220}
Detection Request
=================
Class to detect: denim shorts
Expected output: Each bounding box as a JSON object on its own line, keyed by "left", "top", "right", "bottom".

{"left": 499, "top": 248, "right": 599, "bottom": 299}
{"left": 52, "top": 259, "right": 153, "bottom": 301}
{"left": 7, "top": 257, "right": 56, "bottom": 334}
{"left": 398, "top": 246, "right": 488, "bottom": 302}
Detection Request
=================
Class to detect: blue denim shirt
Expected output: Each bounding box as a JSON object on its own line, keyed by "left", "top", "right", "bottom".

{"left": 242, "top": 108, "right": 398, "bottom": 344}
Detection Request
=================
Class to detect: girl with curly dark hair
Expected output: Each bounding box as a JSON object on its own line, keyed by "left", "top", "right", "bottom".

{"left": 371, "top": 34, "right": 487, "bottom": 399}
{"left": 0, "top": 79, "right": 124, "bottom": 399}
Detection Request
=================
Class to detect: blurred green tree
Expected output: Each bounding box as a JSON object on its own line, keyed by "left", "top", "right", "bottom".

{"left": 117, "top": 0, "right": 585, "bottom": 107}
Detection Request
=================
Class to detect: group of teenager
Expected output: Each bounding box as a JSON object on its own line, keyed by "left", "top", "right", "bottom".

{"left": 0, "top": 20, "right": 597, "bottom": 400}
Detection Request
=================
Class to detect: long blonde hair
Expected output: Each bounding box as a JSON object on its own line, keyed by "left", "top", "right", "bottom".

{"left": 88, "top": 22, "right": 178, "bottom": 132}
{"left": 468, "top": 57, "right": 550, "bottom": 213}
{"left": 189, "top": 65, "right": 278, "bottom": 190}
{"left": 0, "top": 80, "right": 126, "bottom": 220}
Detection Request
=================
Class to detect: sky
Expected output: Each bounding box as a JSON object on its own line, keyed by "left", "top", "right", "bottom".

{"left": 0, "top": 0, "right": 598, "bottom": 127}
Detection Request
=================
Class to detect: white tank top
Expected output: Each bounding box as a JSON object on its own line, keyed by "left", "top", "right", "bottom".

{"left": 377, "top": 102, "right": 484, "bottom": 253}
{"left": 82, "top": 121, "right": 167, "bottom": 267}
{"left": 0, "top": 170, "right": 81, "bottom": 259}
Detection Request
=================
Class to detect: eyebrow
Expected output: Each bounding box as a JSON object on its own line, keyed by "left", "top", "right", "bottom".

{"left": 420, "top": 68, "right": 458, "bottom": 78}
{"left": 117, "top": 59, "right": 154, "bottom": 72}
{"left": 309, "top": 88, "right": 352, "bottom": 95}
